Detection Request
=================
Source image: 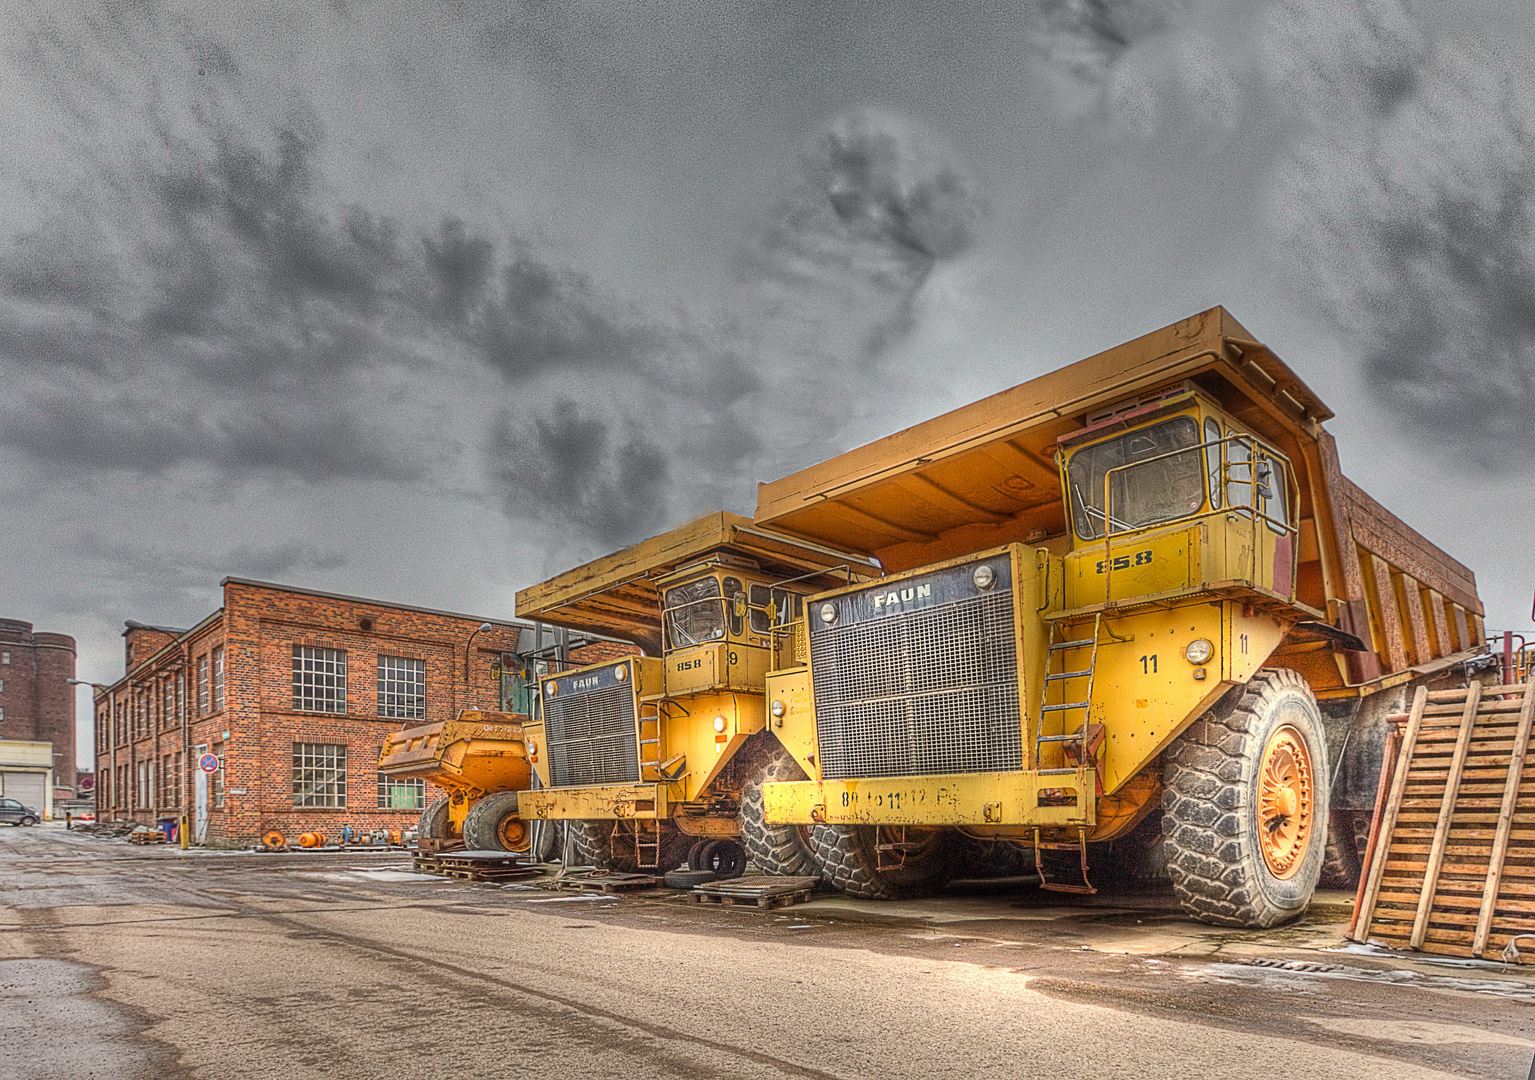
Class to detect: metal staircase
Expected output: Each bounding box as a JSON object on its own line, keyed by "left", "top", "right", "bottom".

{"left": 1034, "top": 614, "right": 1103, "bottom": 894}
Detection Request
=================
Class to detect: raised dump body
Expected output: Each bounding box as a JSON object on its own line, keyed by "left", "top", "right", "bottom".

{"left": 378, "top": 710, "right": 535, "bottom": 853}
{"left": 513, "top": 511, "right": 878, "bottom": 873}
{"left": 750, "top": 307, "right": 1487, "bottom": 925}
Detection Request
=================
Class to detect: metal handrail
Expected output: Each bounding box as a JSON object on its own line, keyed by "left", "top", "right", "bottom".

{"left": 1097, "top": 433, "right": 1300, "bottom": 607}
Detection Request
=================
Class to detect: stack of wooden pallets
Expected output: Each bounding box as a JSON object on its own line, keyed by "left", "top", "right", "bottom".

{"left": 412, "top": 850, "right": 541, "bottom": 883}
{"left": 1351, "top": 678, "right": 1535, "bottom": 960}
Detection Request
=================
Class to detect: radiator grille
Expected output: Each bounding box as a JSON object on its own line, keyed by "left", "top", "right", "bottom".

{"left": 544, "top": 684, "right": 640, "bottom": 787}
{"left": 811, "top": 588, "right": 1022, "bottom": 779}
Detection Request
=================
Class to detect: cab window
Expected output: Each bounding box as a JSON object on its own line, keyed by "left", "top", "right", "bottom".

{"left": 664, "top": 577, "right": 724, "bottom": 648}
{"left": 1258, "top": 454, "right": 1290, "bottom": 533}
{"left": 749, "top": 585, "right": 802, "bottom": 633}
{"left": 1067, "top": 417, "right": 1204, "bottom": 540}
{"left": 1203, "top": 418, "right": 1223, "bottom": 512}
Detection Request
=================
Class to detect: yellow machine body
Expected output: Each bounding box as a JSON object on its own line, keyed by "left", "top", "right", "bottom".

{"left": 377, "top": 710, "right": 532, "bottom": 833}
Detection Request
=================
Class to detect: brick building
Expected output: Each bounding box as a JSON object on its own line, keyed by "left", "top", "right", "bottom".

{"left": 0, "top": 619, "right": 78, "bottom": 810}
{"left": 91, "top": 578, "right": 570, "bottom": 846}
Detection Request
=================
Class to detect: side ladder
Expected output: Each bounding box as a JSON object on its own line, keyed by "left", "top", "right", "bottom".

{"left": 1034, "top": 614, "right": 1102, "bottom": 894}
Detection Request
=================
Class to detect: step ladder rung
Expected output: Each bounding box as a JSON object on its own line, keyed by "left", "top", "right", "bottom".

{"left": 1037, "top": 734, "right": 1086, "bottom": 744}
{"left": 1046, "top": 670, "right": 1092, "bottom": 681}
{"left": 1050, "top": 638, "right": 1095, "bottom": 650}
{"left": 1041, "top": 702, "right": 1089, "bottom": 712}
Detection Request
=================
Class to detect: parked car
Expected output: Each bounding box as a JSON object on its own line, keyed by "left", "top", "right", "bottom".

{"left": 0, "top": 798, "right": 40, "bottom": 826}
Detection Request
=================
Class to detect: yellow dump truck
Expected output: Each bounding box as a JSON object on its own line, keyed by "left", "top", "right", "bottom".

{"left": 377, "top": 710, "right": 547, "bottom": 855}
{"left": 749, "top": 307, "right": 1487, "bottom": 925}
{"left": 513, "top": 512, "right": 879, "bottom": 874}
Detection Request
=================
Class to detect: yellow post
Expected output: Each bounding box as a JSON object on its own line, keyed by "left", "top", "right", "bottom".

{"left": 179, "top": 813, "right": 190, "bottom": 850}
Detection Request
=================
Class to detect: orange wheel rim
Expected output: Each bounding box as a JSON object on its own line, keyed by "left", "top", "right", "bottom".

{"left": 1258, "top": 724, "right": 1314, "bottom": 879}
{"left": 498, "top": 816, "right": 529, "bottom": 851}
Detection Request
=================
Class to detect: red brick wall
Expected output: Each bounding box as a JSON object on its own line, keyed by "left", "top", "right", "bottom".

{"left": 95, "top": 582, "right": 527, "bottom": 845}
{"left": 0, "top": 619, "right": 77, "bottom": 797}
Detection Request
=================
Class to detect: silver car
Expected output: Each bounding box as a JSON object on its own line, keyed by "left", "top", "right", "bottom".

{"left": 0, "top": 798, "right": 40, "bottom": 826}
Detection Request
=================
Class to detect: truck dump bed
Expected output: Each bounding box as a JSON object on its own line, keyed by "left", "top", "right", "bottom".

{"left": 515, "top": 510, "right": 879, "bottom": 655}
{"left": 754, "top": 307, "right": 1484, "bottom": 689}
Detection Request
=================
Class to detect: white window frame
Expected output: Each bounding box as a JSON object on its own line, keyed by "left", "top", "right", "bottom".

{"left": 376, "top": 771, "right": 426, "bottom": 810}
{"left": 376, "top": 656, "right": 426, "bottom": 720}
{"left": 293, "top": 742, "right": 347, "bottom": 808}
{"left": 292, "top": 647, "right": 347, "bottom": 714}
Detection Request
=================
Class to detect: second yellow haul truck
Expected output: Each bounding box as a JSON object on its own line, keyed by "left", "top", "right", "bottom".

{"left": 517, "top": 308, "right": 1487, "bottom": 927}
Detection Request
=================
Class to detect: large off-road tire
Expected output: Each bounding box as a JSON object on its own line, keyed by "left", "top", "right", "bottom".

{"left": 462, "top": 792, "right": 532, "bottom": 853}
{"left": 952, "top": 835, "right": 1035, "bottom": 879}
{"left": 1318, "top": 808, "right": 1368, "bottom": 890}
{"left": 567, "top": 819, "right": 640, "bottom": 872}
{"left": 739, "top": 742, "right": 820, "bottom": 878}
{"left": 530, "top": 818, "right": 564, "bottom": 863}
{"left": 1163, "top": 668, "right": 1330, "bottom": 928}
{"left": 417, "top": 798, "right": 451, "bottom": 841}
{"left": 810, "top": 825, "right": 956, "bottom": 899}
{"left": 1105, "top": 811, "right": 1170, "bottom": 886}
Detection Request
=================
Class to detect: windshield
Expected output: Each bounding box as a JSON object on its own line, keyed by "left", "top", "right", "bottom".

{"left": 1067, "top": 416, "right": 1204, "bottom": 540}
{"left": 664, "top": 577, "right": 724, "bottom": 648}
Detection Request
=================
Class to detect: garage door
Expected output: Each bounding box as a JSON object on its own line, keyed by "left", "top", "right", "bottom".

{"left": 0, "top": 771, "right": 47, "bottom": 811}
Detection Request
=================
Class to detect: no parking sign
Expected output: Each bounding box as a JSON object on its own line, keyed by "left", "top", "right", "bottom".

{"left": 199, "top": 754, "right": 220, "bottom": 773}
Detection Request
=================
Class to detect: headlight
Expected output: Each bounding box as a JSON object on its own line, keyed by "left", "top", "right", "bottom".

{"left": 1184, "top": 638, "right": 1214, "bottom": 665}
{"left": 544, "top": 682, "right": 557, "bottom": 697}
{"left": 770, "top": 699, "right": 786, "bottom": 718}
{"left": 527, "top": 740, "right": 538, "bottom": 756}
{"left": 713, "top": 715, "right": 727, "bottom": 733}
{"left": 613, "top": 665, "right": 628, "bottom": 681}
{"left": 819, "top": 602, "right": 838, "bottom": 625}
{"left": 973, "top": 564, "right": 995, "bottom": 590}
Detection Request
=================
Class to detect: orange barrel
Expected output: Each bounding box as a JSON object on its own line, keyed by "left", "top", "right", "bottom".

{"left": 297, "top": 832, "right": 327, "bottom": 848}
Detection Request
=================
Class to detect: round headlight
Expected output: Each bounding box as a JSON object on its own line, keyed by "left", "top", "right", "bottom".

{"left": 819, "top": 602, "right": 838, "bottom": 625}
{"left": 613, "top": 665, "right": 628, "bottom": 682}
{"left": 544, "top": 681, "right": 557, "bottom": 697}
{"left": 973, "top": 564, "right": 996, "bottom": 590}
{"left": 713, "top": 715, "right": 727, "bottom": 733}
{"left": 770, "top": 699, "right": 786, "bottom": 717}
{"left": 1184, "top": 638, "right": 1214, "bottom": 665}
{"left": 527, "top": 740, "right": 538, "bottom": 756}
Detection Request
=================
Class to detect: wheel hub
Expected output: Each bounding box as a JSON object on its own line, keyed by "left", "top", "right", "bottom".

{"left": 497, "top": 816, "right": 529, "bottom": 851}
{"left": 1257, "top": 724, "right": 1314, "bottom": 879}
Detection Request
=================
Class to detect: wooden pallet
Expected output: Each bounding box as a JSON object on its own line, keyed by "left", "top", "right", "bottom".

{"left": 128, "top": 831, "right": 168, "bottom": 844}
{"left": 413, "top": 851, "right": 541, "bottom": 882}
{"left": 534, "top": 870, "right": 660, "bottom": 893}
{"left": 1351, "top": 679, "right": 1535, "bottom": 960}
{"left": 688, "top": 876, "right": 818, "bottom": 909}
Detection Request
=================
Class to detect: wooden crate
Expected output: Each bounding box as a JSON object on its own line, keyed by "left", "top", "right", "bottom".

{"left": 1351, "top": 679, "right": 1535, "bottom": 960}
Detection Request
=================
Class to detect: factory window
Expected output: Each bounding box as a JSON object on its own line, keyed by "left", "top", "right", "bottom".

{"left": 0, "top": 706, "right": 4, "bottom": 721}
{"left": 164, "top": 681, "right": 175, "bottom": 728}
{"left": 212, "top": 647, "right": 225, "bottom": 711}
{"left": 377, "top": 772, "right": 425, "bottom": 810}
{"left": 197, "top": 656, "right": 209, "bottom": 714}
{"left": 176, "top": 675, "right": 184, "bottom": 723}
{"left": 292, "top": 647, "right": 347, "bottom": 714}
{"left": 0, "top": 678, "right": 5, "bottom": 692}
{"left": 1, "top": 651, "right": 8, "bottom": 663}
{"left": 293, "top": 742, "right": 347, "bottom": 808}
{"left": 376, "top": 656, "right": 426, "bottom": 720}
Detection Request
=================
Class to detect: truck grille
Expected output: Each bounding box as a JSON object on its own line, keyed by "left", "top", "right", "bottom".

{"left": 543, "top": 685, "right": 640, "bottom": 787}
{"left": 810, "top": 581, "right": 1022, "bottom": 780}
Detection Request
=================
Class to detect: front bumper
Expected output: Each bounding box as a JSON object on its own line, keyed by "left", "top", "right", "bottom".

{"left": 763, "top": 771, "right": 1096, "bottom": 828}
{"left": 517, "top": 783, "right": 668, "bottom": 820}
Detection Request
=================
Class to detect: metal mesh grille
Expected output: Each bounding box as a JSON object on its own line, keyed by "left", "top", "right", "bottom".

{"left": 811, "top": 589, "right": 1021, "bottom": 779}
{"left": 544, "top": 684, "right": 640, "bottom": 787}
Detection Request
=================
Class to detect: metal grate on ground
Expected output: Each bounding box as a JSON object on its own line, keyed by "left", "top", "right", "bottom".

{"left": 810, "top": 589, "right": 1022, "bottom": 780}
{"left": 543, "top": 683, "right": 640, "bottom": 787}
{"left": 1351, "top": 678, "right": 1535, "bottom": 960}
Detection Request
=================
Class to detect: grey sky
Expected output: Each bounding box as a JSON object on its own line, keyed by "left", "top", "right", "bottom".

{"left": 1, "top": 1, "right": 1531, "bottom": 770}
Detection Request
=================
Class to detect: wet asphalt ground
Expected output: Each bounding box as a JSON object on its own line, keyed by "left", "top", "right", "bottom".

{"left": 4, "top": 822, "right": 1535, "bottom": 1080}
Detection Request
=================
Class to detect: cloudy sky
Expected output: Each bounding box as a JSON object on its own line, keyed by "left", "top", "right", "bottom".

{"left": 3, "top": 1, "right": 1533, "bottom": 768}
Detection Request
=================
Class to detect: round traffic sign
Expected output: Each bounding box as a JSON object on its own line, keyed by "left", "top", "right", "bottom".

{"left": 199, "top": 754, "right": 220, "bottom": 774}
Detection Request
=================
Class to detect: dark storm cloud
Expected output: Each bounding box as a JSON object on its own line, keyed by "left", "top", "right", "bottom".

{"left": 0, "top": 394, "right": 420, "bottom": 481}
{"left": 1271, "top": 16, "right": 1535, "bottom": 463}
{"left": 492, "top": 399, "right": 672, "bottom": 546}
{"left": 74, "top": 533, "right": 346, "bottom": 583}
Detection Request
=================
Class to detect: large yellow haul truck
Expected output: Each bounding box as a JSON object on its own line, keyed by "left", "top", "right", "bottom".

{"left": 752, "top": 307, "right": 1487, "bottom": 926}
{"left": 513, "top": 512, "right": 878, "bottom": 875}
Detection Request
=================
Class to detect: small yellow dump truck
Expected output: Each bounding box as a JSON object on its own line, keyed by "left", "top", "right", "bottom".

{"left": 513, "top": 512, "right": 878, "bottom": 873}
{"left": 377, "top": 710, "right": 544, "bottom": 855}
{"left": 751, "top": 307, "right": 1488, "bottom": 925}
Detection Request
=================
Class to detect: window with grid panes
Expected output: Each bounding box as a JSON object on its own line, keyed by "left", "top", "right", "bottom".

{"left": 292, "top": 646, "right": 347, "bottom": 713}
{"left": 212, "top": 646, "right": 224, "bottom": 710}
{"left": 213, "top": 743, "right": 225, "bottom": 807}
{"left": 292, "top": 742, "right": 347, "bottom": 807}
{"left": 376, "top": 655, "right": 425, "bottom": 719}
{"left": 176, "top": 675, "right": 184, "bottom": 724}
{"left": 376, "top": 772, "right": 425, "bottom": 809}
{"left": 197, "top": 657, "right": 209, "bottom": 714}
{"left": 164, "top": 680, "right": 175, "bottom": 728}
